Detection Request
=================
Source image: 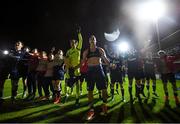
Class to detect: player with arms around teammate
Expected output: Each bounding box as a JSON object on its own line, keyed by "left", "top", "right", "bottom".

{"left": 9, "top": 41, "right": 26, "bottom": 103}
{"left": 157, "top": 50, "right": 180, "bottom": 106}
{"left": 36, "top": 51, "right": 48, "bottom": 99}
{"left": 82, "top": 35, "right": 110, "bottom": 120}
{"left": 127, "top": 51, "right": 145, "bottom": 102}
{"left": 26, "top": 48, "right": 39, "bottom": 100}
{"left": 144, "top": 53, "right": 158, "bottom": 97}
{"left": 52, "top": 49, "right": 65, "bottom": 104}
{"left": 109, "top": 52, "right": 125, "bottom": 102}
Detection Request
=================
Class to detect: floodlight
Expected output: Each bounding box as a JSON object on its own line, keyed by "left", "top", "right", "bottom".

{"left": 3, "top": 50, "right": 9, "bottom": 55}
{"left": 118, "top": 42, "right": 130, "bottom": 53}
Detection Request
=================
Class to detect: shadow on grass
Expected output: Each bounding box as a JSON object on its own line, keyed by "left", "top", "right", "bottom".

{"left": 0, "top": 105, "right": 60, "bottom": 123}
{"left": 0, "top": 93, "right": 88, "bottom": 113}
{"left": 0, "top": 98, "right": 53, "bottom": 113}
{"left": 0, "top": 97, "right": 101, "bottom": 123}
{"left": 153, "top": 101, "right": 180, "bottom": 123}
{"left": 143, "top": 97, "right": 180, "bottom": 123}
{"left": 1, "top": 95, "right": 180, "bottom": 123}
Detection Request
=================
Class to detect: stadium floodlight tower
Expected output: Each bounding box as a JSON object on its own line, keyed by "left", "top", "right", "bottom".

{"left": 136, "top": 0, "right": 166, "bottom": 50}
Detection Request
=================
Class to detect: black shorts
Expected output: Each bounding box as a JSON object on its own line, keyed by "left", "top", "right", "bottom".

{"left": 53, "top": 66, "right": 64, "bottom": 80}
{"left": 19, "top": 66, "right": 28, "bottom": 79}
{"left": 9, "top": 67, "right": 21, "bottom": 80}
{"left": 68, "top": 68, "right": 75, "bottom": 77}
{"left": 79, "top": 72, "right": 87, "bottom": 82}
{"left": 128, "top": 70, "right": 145, "bottom": 80}
{"left": 66, "top": 76, "right": 80, "bottom": 88}
{"left": 161, "top": 73, "right": 176, "bottom": 83}
{"left": 122, "top": 71, "right": 126, "bottom": 77}
{"left": 87, "top": 65, "right": 107, "bottom": 91}
{"left": 110, "top": 70, "right": 123, "bottom": 83}
{"left": 145, "top": 72, "right": 156, "bottom": 80}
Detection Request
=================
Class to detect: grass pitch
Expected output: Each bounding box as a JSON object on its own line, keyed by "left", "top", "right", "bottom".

{"left": 0, "top": 78, "right": 180, "bottom": 123}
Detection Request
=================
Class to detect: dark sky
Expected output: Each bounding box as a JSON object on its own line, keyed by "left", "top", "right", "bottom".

{"left": 0, "top": 0, "right": 180, "bottom": 52}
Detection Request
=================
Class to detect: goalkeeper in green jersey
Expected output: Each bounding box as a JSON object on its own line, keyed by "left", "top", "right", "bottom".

{"left": 64, "top": 26, "right": 83, "bottom": 106}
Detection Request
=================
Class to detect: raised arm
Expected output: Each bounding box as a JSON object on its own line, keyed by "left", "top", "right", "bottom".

{"left": 76, "top": 26, "right": 83, "bottom": 50}
{"left": 77, "top": 32, "right": 83, "bottom": 50}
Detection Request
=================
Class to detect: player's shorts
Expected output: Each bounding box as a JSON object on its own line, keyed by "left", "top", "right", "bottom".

{"left": 66, "top": 67, "right": 80, "bottom": 87}
{"left": 19, "top": 65, "right": 28, "bottom": 79}
{"left": 128, "top": 69, "right": 145, "bottom": 80}
{"left": 87, "top": 65, "right": 106, "bottom": 91}
{"left": 52, "top": 65, "right": 64, "bottom": 80}
{"left": 79, "top": 72, "right": 87, "bottom": 82}
{"left": 110, "top": 70, "right": 123, "bottom": 83}
{"left": 9, "top": 67, "right": 21, "bottom": 80}
{"left": 145, "top": 72, "right": 156, "bottom": 80}
{"left": 36, "top": 71, "right": 45, "bottom": 81}
{"left": 161, "top": 73, "right": 176, "bottom": 83}
{"left": 66, "top": 76, "right": 80, "bottom": 87}
{"left": 122, "top": 71, "right": 126, "bottom": 77}
{"left": 138, "top": 69, "right": 145, "bottom": 79}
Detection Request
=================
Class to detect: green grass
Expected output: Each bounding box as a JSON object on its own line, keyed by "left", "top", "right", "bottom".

{"left": 0, "top": 78, "right": 180, "bottom": 123}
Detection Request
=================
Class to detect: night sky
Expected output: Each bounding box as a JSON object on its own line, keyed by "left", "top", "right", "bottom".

{"left": 0, "top": 0, "right": 180, "bottom": 53}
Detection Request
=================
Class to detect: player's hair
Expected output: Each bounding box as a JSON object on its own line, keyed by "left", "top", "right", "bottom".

{"left": 89, "top": 35, "right": 96, "bottom": 43}
{"left": 15, "top": 40, "right": 24, "bottom": 46}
